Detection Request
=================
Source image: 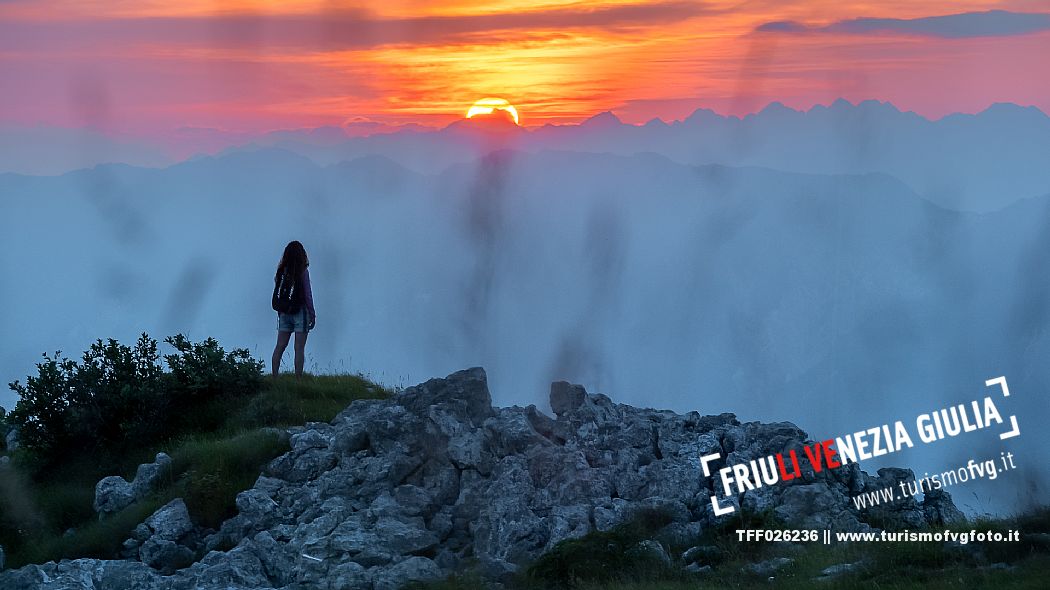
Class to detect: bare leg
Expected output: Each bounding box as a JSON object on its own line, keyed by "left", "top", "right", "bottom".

{"left": 272, "top": 331, "right": 291, "bottom": 376}
{"left": 294, "top": 331, "right": 309, "bottom": 377}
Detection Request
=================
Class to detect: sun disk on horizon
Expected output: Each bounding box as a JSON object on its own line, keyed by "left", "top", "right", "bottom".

{"left": 466, "top": 97, "right": 519, "bottom": 125}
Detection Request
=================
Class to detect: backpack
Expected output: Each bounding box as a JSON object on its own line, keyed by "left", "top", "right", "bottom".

{"left": 272, "top": 269, "right": 303, "bottom": 314}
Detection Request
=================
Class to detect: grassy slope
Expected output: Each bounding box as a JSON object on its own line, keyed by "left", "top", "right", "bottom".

{"left": 0, "top": 373, "right": 389, "bottom": 569}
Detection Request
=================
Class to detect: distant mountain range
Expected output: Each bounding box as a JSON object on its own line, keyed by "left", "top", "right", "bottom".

{"left": 4, "top": 100, "right": 1049, "bottom": 211}
{"left": 228, "top": 99, "right": 1050, "bottom": 212}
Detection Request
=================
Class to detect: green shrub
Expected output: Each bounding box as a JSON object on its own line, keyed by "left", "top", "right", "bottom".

{"left": 6, "top": 334, "right": 264, "bottom": 468}
{"left": 69, "top": 335, "right": 167, "bottom": 456}
{"left": 7, "top": 351, "right": 82, "bottom": 460}
{"left": 164, "top": 334, "right": 263, "bottom": 403}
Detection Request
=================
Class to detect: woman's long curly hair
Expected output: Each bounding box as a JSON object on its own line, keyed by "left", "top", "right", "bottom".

{"left": 277, "top": 240, "right": 309, "bottom": 280}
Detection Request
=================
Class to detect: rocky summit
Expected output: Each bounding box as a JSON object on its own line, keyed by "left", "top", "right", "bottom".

{"left": 0, "top": 368, "right": 961, "bottom": 589}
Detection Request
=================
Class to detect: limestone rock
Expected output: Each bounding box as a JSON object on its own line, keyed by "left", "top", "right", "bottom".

{"left": 549, "top": 381, "right": 587, "bottom": 416}
{"left": 397, "top": 367, "right": 494, "bottom": 427}
{"left": 745, "top": 556, "right": 793, "bottom": 577}
{"left": 131, "top": 453, "right": 173, "bottom": 498}
{"left": 682, "top": 544, "right": 721, "bottom": 565}
{"left": 93, "top": 453, "right": 173, "bottom": 516}
{"left": 684, "top": 563, "right": 712, "bottom": 574}
{"left": 819, "top": 561, "right": 865, "bottom": 578}
{"left": 628, "top": 539, "right": 671, "bottom": 566}
{"left": 94, "top": 476, "right": 136, "bottom": 515}
{"left": 144, "top": 498, "right": 193, "bottom": 542}
{"left": 137, "top": 499, "right": 196, "bottom": 573}
{"left": 372, "top": 557, "right": 442, "bottom": 590}
{"left": 922, "top": 489, "right": 966, "bottom": 525}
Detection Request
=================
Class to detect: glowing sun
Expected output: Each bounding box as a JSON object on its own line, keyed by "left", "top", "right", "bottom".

{"left": 466, "top": 97, "right": 519, "bottom": 125}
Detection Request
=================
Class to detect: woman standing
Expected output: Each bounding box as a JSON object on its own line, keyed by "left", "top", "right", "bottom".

{"left": 271, "top": 240, "right": 316, "bottom": 377}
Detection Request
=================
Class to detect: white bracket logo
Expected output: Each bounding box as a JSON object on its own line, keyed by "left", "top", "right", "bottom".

{"left": 700, "top": 452, "right": 735, "bottom": 516}
{"left": 985, "top": 376, "right": 1020, "bottom": 440}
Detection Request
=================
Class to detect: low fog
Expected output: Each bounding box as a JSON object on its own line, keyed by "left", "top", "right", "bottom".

{"left": 1, "top": 111, "right": 1047, "bottom": 514}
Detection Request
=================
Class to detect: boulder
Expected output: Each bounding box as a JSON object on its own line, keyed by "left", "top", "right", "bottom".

{"left": 139, "top": 539, "right": 194, "bottom": 573}
{"left": 858, "top": 468, "right": 928, "bottom": 530}
{"left": 681, "top": 544, "right": 721, "bottom": 565}
{"left": 93, "top": 476, "right": 135, "bottom": 515}
{"left": 130, "top": 452, "right": 172, "bottom": 498}
{"left": 922, "top": 489, "right": 966, "bottom": 525}
{"left": 290, "top": 429, "right": 330, "bottom": 451}
{"left": 774, "top": 483, "right": 865, "bottom": 531}
{"left": 136, "top": 499, "right": 196, "bottom": 573}
{"left": 397, "top": 367, "right": 494, "bottom": 426}
{"left": 745, "top": 556, "right": 793, "bottom": 577}
{"left": 325, "top": 561, "right": 370, "bottom": 590}
{"left": 188, "top": 544, "right": 271, "bottom": 588}
{"left": 372, "top": 557, "right": 442, "bottom": 590}
{"left": 93, "top": 453, "right": 173, "bottom": 516}
{"left": 684, "top": 563, "right": 712, "bottom": 574}
{"left": 144, "top": 498, "right": 193, "bottom": 542}
{"left": 819, "top": 561, "right": 865, "bottom": 578}
{"left": 549, "top": 381, "right": 587, "bottom": 416}
{"left": 628, "top": 539, "right": 671, "bottom": 566}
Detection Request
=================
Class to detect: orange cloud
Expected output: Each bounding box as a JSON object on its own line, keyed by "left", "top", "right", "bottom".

{"left": 0, "top": 1, "right": 1047, "bottom": 134}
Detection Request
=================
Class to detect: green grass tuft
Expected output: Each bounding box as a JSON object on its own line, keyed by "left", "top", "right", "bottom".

{"left": 228, "top": 373, "right": 387, "bottom": 430}
{"left": 169, "top": 429, "right": 289, "bottom": 529}
{"left": 16, "top": 497, "right": 166, "bottom": 566}
{"left": 522, "top": 507, "right": 685, "bottom": 590}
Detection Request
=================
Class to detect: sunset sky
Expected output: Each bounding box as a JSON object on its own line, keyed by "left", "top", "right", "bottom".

{"left": 2, "top": 1, "right": 1049, "bottom": 137}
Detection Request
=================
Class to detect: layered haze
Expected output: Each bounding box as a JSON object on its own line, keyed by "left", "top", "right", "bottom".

{"left": 1, "top": 102, "right": 1046, "bottom": 513}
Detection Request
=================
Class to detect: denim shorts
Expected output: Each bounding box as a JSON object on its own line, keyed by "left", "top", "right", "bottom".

{"left": 278, "top": 308, "right": 310, "bottom": 333}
